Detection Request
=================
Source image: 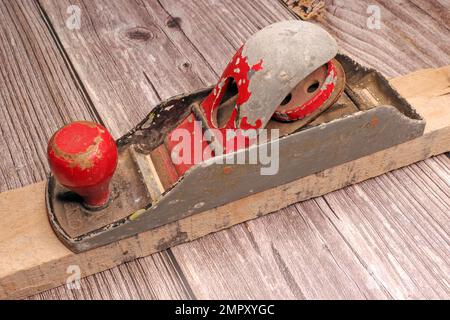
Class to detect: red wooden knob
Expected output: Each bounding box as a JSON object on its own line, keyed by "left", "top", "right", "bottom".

{"left": 47, "top": 121, "right": 118, "bottom": 209}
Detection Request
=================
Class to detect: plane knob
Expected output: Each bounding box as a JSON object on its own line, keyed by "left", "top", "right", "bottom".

{"left": 47, "top": 121, "right": 118, "bottom": 209}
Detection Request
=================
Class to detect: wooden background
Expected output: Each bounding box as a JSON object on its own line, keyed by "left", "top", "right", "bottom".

{"left": 0, "top": 0, "right": 448, "bottom": 299}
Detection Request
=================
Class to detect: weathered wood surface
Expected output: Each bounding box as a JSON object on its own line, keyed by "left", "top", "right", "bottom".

{"left": 0, "top": 0, "right": 447, "bottom": 299}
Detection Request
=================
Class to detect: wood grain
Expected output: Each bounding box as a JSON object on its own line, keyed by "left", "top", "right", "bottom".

{"left": 0, "top": 0, "right": 93, "bottom": 192}
{"left": 322, "top": 0, "right": 450, "bottom": 77}
{"left": 38, "top": 0, "right": 216, "bottom": 138}
{"left": 28, "top": 251, "right": 194, "bottom": 300}
{"left": 0, "top": 0, "right": 447, "bottom": 299}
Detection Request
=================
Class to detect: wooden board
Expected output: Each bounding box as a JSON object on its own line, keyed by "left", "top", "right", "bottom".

{"left": 1, "top": 67, "right": 449, "bottom": 299}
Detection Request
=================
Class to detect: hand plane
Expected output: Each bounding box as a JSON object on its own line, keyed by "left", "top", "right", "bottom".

{"left": 46, "top": 21, "right": 426, "bottom": 253}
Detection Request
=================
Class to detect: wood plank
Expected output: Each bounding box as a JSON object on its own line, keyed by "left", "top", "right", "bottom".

{"left": 0, "top": 0, "right": 194, "bottom": 300}
{"left": 26, "top": 252, "right": 194, "bottom": 300}
{"left": 1, "top": 67, "right": 449, "bottom": 299}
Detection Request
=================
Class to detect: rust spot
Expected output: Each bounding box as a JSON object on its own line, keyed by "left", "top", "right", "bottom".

{"left": 370, "top": 117, "right": 379, "bottom": 127}
{"left": 223, "top": 166, "right": 232, "bottom": 175}
{"left": 125, "top": 27, "right": 154, "bottom": 42}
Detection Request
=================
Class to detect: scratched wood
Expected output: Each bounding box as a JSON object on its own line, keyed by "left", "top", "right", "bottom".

{"left": 0, "top": 0, "right": 193, "bottom": 300}
{"left": 0, "top": 0, "right": 447, "bottom": 299}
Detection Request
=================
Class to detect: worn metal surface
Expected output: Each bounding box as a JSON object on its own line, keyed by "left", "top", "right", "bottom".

{"left": 46, "top": 53, "right": 425, "bottom": 253}
{"left": 267, "top": 57, "right": 346, "bottom": 136}
{"left": 232, "top": 20, "right": 337, "bottom": 129}
{"left": 116, "top": 89, "right": 211, "bottom": 153}
{"left": 273, "top": 60, "right": 340, "bottom": 122}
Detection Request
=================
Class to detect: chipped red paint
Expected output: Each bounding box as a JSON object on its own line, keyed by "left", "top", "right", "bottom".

{"left": 273, "top": 61, "right": 338, "bottom": 122}
{"left": 199, "top": 46, "right": 264, "bottom": 152}
{"left": 47, "top": 121, "right": 118, "bottom": 208}
{"left": 240, "top": 117, "right": 262, "bottom": 130}
{"left": 164, "top": 52, "right": 338, "bottom": 175}
{"left": 201, "top": 46, "right": 263, "bottom": 129}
